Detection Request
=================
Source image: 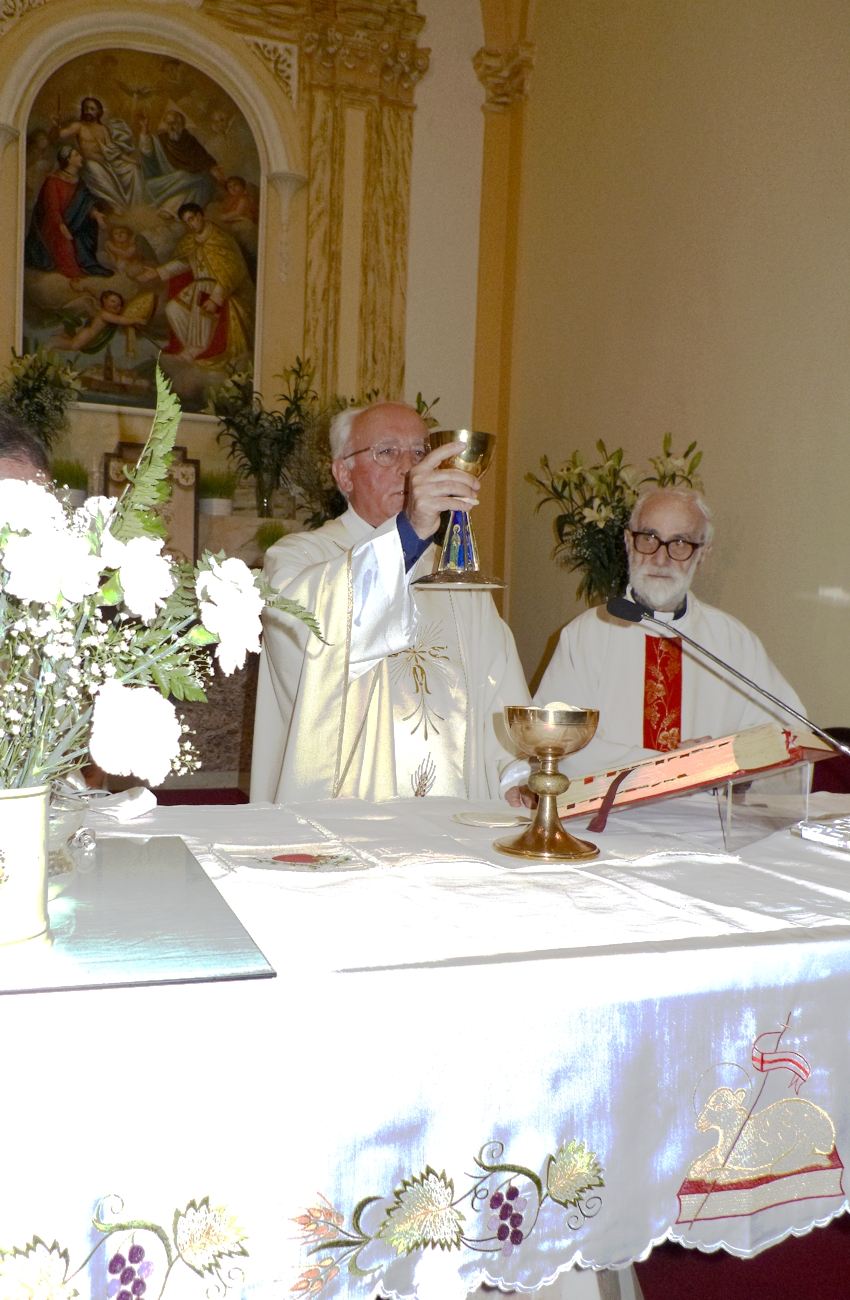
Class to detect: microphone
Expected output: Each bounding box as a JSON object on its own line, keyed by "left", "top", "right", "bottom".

{"left": 606, "top": 595, "right": 850, "bottom": 760}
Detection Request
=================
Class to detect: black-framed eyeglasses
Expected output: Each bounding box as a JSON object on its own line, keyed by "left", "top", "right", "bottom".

{"left": 629, "top": 530, "right": 704, "bottom": 562}
{"left": 343, "top": 439, "right": 429, "bottom": 468}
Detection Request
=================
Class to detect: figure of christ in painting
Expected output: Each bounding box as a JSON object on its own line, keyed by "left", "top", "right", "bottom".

{"left": 138, "top": 109, "right": 225, "bottom": 220}
{"left": 54, "top": 96, "right": 145, "bottom": 212}
{"left": 24, "top": 145, "right": 111, "bottom": 282}
{"left": 51, "top": 289, "right": 156, "bottom": 355}
{"left": 138, "top": 202, "right": 251, "bottom": 365}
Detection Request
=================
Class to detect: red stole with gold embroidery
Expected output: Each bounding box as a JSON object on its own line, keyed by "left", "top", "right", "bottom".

{"left": 643, "top": 635, "right": 683, "bottom": 751}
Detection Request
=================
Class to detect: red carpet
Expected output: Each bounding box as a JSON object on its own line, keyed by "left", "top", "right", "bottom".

{"left": 635, "top": 1216, "right": 850, "bottom": 1298}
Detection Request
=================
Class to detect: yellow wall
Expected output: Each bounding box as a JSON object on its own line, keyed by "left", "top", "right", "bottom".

{"left": 507, "top": 0, "right": 850, "bottom": 722}
{"left": 405, "top": 0, "right": 484, "bottom": 428}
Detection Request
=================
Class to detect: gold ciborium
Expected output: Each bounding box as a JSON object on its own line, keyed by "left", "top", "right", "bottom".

{"left": 414, "top": 428, "right": 503, "bottom": 590}
{"left": 494, "top": 704, "right": 600, "bottom": 861}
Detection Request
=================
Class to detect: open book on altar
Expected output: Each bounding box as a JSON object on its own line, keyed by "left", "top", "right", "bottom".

{"left": 557, "top": 723, "right": 832, "bottom": 820}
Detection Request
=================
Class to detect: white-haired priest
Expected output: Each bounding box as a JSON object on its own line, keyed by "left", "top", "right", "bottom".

{"left": 251, "top": 401, "right": 529, "bottom": 802}
{"left": 534, "top": 486, "right": 805, "bottom": 775}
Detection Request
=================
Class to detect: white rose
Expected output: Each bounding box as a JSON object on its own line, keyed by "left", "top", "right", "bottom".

{"left": 90, "top": 680, "right": 182, "bottom": 785}
{"left": 81, "top": 494, "right": 117, "bottom": 522}
{"left": 0, "top": 478, "right": 65, "bottom": 533}
{"left": 99, "top": 530, "right": 126, "bottom": 569}
{"left": 196, "top": 556, "right": 264, "bottom": 675}
{"left": 3, "top": 527, "right": 103, "bottom": 605}
{"left": 73, "top": 494, "right": 117, "bottom": 533}
{"left": 114, "top": 535, "right": 175, "bottom": 622}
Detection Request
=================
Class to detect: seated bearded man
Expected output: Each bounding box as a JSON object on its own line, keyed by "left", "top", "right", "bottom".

{"left": 532, "top": 486, "right": 805, "bottom": 775}
{"left": 250, "top": 402, "right": 529, "bottom": 802}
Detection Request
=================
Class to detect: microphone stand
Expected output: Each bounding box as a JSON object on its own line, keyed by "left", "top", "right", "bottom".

{"left": 608, "top": 597, "right": 850, "bottom": 761}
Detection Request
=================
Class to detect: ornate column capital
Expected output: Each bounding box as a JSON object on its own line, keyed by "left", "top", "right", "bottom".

{"left": 0, "top": 0, "right": 46, "bottom": 36}
{"left": 245, "top": 37, "right": 300, "bottom": 107}
{"left": 473, "top": 41, "right": 535, "bottom": 112}
{"left": 301, "top": 19, "right": 429, "bottom": 106}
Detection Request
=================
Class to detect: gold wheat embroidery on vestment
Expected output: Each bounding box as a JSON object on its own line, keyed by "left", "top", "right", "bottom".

{"left": 411, "top": 754, "right": 437, "bottom": 796}
{"left": 390, "top": 625, "right": 449, "bottom": 740}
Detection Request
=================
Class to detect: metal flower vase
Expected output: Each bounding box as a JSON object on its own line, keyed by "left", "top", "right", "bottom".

{"left": 0, "top": 784, "right": 49, "bottom": 945}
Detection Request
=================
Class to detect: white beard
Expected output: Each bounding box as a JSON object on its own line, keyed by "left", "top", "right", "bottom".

{"left": 630, "top": 565, "right": 693, "bottom": 612}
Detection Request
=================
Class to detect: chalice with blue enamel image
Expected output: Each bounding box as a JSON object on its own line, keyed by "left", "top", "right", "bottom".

{"left": 413, "top": 428, "right": 503, "bottom": 590}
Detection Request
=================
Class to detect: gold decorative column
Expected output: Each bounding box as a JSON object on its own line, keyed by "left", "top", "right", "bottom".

{"left": 301, "top": 8, "right": 429, "bottom": 401}
{"left": 472, "top": 24, "right": 534, "bottom": 600}
{"left": 359, "top": 96, "right": 414, "bottom": 399}
{"left": 187, "top": 0, "right": 430, "bottom": 403}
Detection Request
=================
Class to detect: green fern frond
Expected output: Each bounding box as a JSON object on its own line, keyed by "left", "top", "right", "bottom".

{"left": 110, "top": 366, "right": 182, "bottom": 542}
{"left": 260, "top": 586, "right": 326, "bottom": 643}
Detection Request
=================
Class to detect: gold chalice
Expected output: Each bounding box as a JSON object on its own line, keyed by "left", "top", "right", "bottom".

{"left": 414, "top": 428, "right": 503, "bottom": 590}
{"left": 495, "top": 704, "right": 600, "bottom": 861}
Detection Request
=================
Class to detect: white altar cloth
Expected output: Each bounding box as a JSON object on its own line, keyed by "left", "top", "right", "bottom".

{"left": 3, "top": 793, "right": 850, "bottom": 1300}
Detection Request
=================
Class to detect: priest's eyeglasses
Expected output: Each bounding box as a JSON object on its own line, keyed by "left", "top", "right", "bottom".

{"left": 629, "top": 530, "right": 703, "bottom": 561}
{"left": 344, "top": 440, "right": 430, "bottom": 468}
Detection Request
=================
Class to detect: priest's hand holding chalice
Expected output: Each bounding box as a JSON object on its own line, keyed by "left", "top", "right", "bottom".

{"left": 495, "top": 703, "right": 601, "bottom": 861}
{"left": 411, "top": 429, "right": 503, "bottom": 589}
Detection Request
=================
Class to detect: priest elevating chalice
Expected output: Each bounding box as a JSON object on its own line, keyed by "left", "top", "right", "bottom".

{"left": 414, "top": 429, "right": 503, "bottom": 590}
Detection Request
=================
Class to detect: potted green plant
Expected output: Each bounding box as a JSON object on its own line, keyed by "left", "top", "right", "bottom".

{"left": 0, "top": 347, "right": 81, "bottom": 451}
{"left": 207, "top": 358, "right": 317, "bottom": 517}
{"left": 255, "top": 520, "right": 287, "bottom": 551}
{"left": 198, "top": 469, "right": 238, "bottom": 517}
{"left": 51, "top": 457, "right": 89, "bottom": 508}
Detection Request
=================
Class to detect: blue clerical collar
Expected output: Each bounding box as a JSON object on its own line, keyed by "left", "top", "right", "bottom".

{"left": 628, "top": 587, "right": 688, "bottom": 621}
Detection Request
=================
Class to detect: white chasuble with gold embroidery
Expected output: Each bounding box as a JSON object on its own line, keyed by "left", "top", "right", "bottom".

{"left": 388, "top": 613, "right": 466, "bottom": 797}
{"left": 250, "top": 508, "right": 529, "bottom": 803}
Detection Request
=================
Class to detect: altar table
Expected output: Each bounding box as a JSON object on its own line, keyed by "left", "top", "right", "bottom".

{"left": 3, "top": 791, "right": 850, "bottom": 1300}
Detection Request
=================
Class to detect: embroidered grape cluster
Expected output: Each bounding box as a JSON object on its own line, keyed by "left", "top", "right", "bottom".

{"left": 107, "top": 1243, "right": 153, "bottom": 1298}
{"left": 487, "top": 1183, "right": 528, "bottom": 1255}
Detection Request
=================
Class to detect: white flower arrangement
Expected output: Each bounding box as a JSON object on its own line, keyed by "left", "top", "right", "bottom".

{"left": 0, "top": 368, "right": 320, "bottom": 790}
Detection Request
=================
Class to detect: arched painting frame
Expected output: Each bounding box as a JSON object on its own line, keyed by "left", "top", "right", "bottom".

{"left": 23, "top": 50, "right": 261, "bottom": 413}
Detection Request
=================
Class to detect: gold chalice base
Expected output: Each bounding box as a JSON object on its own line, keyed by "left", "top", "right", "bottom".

{"left": 494, "top": 704, "right": 600, "bottom": 862}
{"left": 494, "top": 823, "right": 599, "bottom": 861}
{"left": 414, "top": 570, "right": 504, "bottom": 591}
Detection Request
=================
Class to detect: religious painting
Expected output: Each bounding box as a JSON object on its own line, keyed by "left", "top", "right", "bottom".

{"left": 23, "top": 51, "right": 261, "bottom": 413}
